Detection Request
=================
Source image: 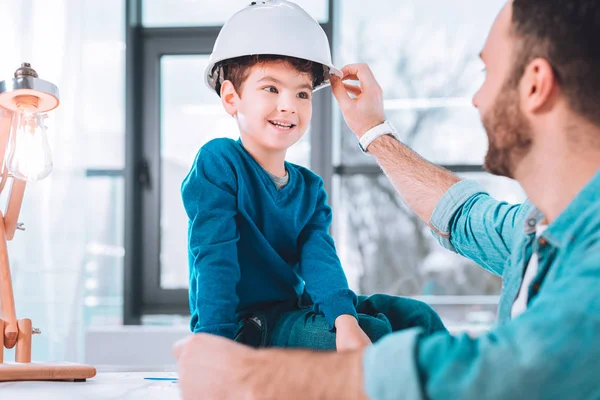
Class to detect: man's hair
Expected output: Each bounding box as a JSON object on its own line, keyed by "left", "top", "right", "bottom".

{"left": 510, "top": 0, "right": 600, "bottom": 127}
{"left": 212, "top": 55, "right": 326, "bottom": 96}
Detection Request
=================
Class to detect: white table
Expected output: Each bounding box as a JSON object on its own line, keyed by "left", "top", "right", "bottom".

{"left": 0, "top": 372, "right": 181, "bottom": 399}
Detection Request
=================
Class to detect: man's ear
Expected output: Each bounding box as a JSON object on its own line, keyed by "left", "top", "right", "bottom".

{"left": 220, "top": 80, "right": 239, "bottom": 116}
{"left": 520, "top": 57, "right": 558, "bottom": 114}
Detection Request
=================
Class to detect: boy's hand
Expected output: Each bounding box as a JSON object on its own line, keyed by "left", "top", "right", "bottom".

{"left": 335, "top": 315, "right": 372, "bottom": 352}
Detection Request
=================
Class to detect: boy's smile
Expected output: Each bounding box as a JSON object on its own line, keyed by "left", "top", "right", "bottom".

{"left": 268, "top": 119, "right": 296, "bottom": 131}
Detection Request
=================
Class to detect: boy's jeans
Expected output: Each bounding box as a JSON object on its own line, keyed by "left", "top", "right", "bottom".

{"left": 235, "top": 294, "right": 447, "bottom": 350}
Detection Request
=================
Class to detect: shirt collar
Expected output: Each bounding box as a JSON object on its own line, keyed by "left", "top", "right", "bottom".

{"left": 523, "top": 167, "right": 600, "bottom": 247}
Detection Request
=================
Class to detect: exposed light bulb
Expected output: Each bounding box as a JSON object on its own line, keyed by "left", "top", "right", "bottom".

{"left": 6, "top": 97, "right": 53, "bottom": 182}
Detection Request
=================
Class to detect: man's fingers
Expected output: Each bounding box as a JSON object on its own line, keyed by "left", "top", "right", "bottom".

{"left": 344, "top": 83, "right": 362, "bottom": 96}
{"left": 333, "top": 63, "right": 382, "bottom": 108}
{"left": 340, "top": 74, "right": 359, "bottom": 82}
{"left": 339, "top": 63, "right": 379, "bottom": 92}
{"left": 340, "top": 63, "right": 376, "bottom": 81}
{"left": 330, "top": 75, "right": 352, "bottom": 106}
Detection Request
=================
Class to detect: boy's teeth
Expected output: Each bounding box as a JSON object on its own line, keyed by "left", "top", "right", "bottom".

{"left": 271, "top": 121, "right": 293, "bottom": 128}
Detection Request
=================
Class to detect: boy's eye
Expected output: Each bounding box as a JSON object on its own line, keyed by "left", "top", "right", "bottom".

{"left": 263, "top": 86, "right": 278, "bottom": 93}
{"left": 297, "top": 92, "right": 310, "bottom": 99}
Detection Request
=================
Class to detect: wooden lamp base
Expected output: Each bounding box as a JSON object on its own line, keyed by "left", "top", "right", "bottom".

{"left": 0, "top": 319, "right": 96, "bottom": 382}
{"left": 0, "top": 362, "right": 97, "bottom": 382}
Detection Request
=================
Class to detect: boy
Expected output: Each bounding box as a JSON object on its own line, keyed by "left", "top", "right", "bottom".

{"left": 182, "top": 0, "right": 446, "bottom": 351}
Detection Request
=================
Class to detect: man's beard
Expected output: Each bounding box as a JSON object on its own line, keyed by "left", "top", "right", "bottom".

{"left": 482, "top": 82, "right": 533, "bottom": 179}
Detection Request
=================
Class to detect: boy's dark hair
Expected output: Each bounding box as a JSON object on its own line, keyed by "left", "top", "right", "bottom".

{"left": 212, "top": 55, "right": 326, "bottom": 96}
{"left": 510, "top": 0, "right": 600, "bottom": 127}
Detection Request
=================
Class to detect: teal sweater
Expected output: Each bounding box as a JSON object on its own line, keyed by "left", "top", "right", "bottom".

{"left": 182, "top": 138, "right": 358, "bottom": 339}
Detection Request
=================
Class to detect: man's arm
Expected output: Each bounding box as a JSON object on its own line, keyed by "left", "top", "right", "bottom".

{"left": 173, "top": 333, "right": 368, "bottom": 400}
{"left": 251, "top": 348, "right": 367, "bottom": 399}
{"left": 368, "top": 135, "right": 460, "bottom": 224}
{"left": 330, "top": 66, "right": 460, "bottom": 225}
{"left": 367, "top": 131, "right": 531, "bottom": 275}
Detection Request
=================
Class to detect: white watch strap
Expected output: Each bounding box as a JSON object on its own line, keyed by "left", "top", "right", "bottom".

{"left": 358, "top": 121, "right": 398, "bottom": 153}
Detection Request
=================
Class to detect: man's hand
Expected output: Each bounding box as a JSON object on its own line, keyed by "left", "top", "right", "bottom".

{"left": 174, "top": 332, "right": 370, "bottom": 400}
{"left": 335, "top": 314, "right": 372, "bottom": 351}
{"left": 173, "top": 333, "right": 257, "bottom": 400}
{"left": 330, "top": 63, "right": 386, "bottom": 138}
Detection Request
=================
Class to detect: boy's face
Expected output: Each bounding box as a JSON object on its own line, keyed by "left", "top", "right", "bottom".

{"left": 222, "top": 61, "right": 313, "bottom": 153}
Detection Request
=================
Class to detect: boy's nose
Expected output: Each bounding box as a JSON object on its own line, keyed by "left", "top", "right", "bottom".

{"left": 278, "top": 97, "right": 297, "bottom": 113}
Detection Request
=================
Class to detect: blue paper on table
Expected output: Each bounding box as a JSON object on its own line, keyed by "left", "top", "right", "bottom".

{"left": 144, "top": 377, "right": 178, "bottom": 382}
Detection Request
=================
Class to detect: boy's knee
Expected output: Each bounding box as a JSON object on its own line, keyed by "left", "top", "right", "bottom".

{"left": 358, "top": 313, "right": 392, "bottom": 343}
{"left": 400, "top": 299, "right": 446, "bottom": 334}
{"left": 278, "top": 311, "right": 336, "bottom": 350}
{"left": 359, "top": 294, "right": 446, "bottom": 334}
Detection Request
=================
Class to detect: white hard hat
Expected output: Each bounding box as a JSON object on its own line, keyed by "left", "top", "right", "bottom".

{"left": 204, "top": 0, "right": 342, "bottom": 95}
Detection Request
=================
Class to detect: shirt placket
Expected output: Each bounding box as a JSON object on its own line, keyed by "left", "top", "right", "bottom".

{"left": 527, "top": 235, "right": 556, "bottom": 304}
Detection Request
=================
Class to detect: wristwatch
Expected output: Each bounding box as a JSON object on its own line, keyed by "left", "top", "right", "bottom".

{"left": 358, "top": 121, "right": 399, "bottom": 153}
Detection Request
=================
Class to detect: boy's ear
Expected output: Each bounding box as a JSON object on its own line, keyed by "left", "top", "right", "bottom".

{"left": 220, "top": 80, "right": 239, "bottom": 116}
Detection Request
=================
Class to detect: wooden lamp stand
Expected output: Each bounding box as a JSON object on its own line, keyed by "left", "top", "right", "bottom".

{"left": 0, "top": 63, "right": 96, "bottom": 382}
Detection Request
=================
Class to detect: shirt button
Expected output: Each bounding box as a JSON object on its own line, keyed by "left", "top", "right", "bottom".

{"left": 527, "top": 219, "right": 536, "bottom": 227}
{"left": 539, "top": 237, "right": 548, "bottom": 247}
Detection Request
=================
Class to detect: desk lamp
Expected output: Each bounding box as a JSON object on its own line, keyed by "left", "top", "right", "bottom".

{"left": 0, "top": 63, "right": 96, "bottom": 382}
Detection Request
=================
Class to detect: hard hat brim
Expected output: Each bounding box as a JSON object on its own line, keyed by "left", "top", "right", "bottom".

{"left": 204, "top": 58, "right": 343, "bottom": 95}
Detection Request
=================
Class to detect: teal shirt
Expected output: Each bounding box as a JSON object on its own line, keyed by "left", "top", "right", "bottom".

{"left": 365, "top": 168, "right": 600, "bottom": 399}
{"left": 182, "top": 138, "right": 357, "bottom": 339}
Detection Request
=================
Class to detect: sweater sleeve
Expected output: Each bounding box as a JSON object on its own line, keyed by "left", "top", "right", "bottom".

{"left": 298, "top": 178, "right": 358, "bottom": 330}
{"left": 182, "top": 146, "right": 241, "bottom": 339}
